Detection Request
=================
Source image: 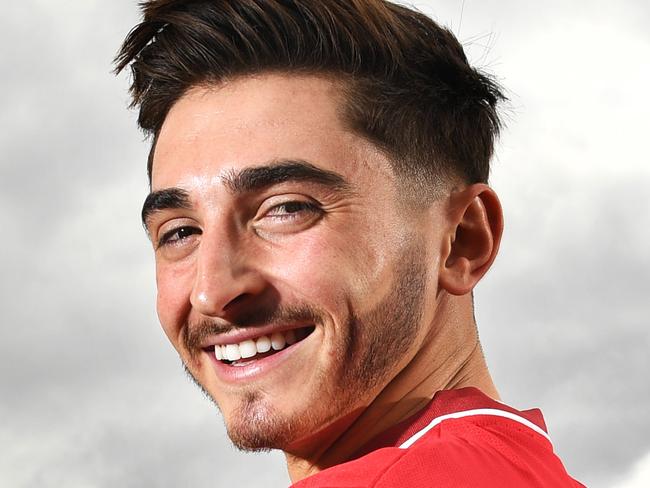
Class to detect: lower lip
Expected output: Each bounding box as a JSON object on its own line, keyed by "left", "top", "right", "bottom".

{"left": 207, "top": 337, "right": 306, "bottom": 383}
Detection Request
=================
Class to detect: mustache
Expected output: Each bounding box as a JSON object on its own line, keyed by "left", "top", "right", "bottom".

{"left": 183, "top": 303, "right": 324, "bottom": 352}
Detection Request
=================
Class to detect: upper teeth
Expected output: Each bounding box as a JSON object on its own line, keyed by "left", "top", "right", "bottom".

{"left": 215, "top": 329, "right": 298, "bottom": 361}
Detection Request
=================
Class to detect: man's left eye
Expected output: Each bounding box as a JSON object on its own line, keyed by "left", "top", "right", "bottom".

{"left": 265, "top": 201, "right": 320, "bottom": 219}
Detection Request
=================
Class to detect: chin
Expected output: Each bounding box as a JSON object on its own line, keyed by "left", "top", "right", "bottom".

{"left": 225, "top": 390, "right": 304, "bottom": 452}
{"left": 184, "top": 360, "right": 311, "bottom": 451}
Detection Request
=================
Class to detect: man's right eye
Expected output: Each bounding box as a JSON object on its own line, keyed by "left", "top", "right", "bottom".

{"left": 157, "top": 226, "right": 202, "bottom": 248}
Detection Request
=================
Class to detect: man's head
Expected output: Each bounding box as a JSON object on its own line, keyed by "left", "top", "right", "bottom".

{"left": 115, "top": 0, "right": 504, "bottom": 197}
{"left": 116, "top": 0, "right": 505, "bottom": 456}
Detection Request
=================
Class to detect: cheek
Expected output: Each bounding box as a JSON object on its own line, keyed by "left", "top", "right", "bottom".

{"left": 155, "top": 261, "right": 193, "bottom": 347}
{"left": 267, "top": 234, "right": 341, "bottom": 300}
{"left": 265, "top": 226, "right": 392, "bottom": 309}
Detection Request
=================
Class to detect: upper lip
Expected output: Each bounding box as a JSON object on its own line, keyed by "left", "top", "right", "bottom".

{"left": 199, "top": 322, "right": 314, "bottom": 348}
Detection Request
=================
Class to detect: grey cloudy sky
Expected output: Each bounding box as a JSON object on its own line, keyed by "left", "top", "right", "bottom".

{"left": 1, "top": 1, "right": 648, "bottom": 487}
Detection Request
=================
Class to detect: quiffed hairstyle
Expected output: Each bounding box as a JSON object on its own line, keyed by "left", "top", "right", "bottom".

{"left": 115, "top": 0, "right": 505, "bottom": 193}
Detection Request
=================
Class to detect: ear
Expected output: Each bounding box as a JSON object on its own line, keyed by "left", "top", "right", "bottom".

{"left": 439, "top": 184, "right": 503, "bottom": 296}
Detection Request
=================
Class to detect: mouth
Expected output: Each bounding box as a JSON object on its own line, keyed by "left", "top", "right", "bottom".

{"left": 208, "top": 325, "right": 315, "bottom": 367}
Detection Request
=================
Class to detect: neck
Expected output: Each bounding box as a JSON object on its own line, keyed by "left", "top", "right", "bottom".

{"left": 285, "top": 293, "right": 498, "bottom": 483}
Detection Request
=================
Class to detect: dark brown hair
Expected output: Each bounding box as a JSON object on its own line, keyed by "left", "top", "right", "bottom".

{"left": 115, "top": 0, "right": 505, "bottom": 192}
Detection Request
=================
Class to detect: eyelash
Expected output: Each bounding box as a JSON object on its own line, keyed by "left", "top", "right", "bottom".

{"left": 157, "top": 226, "right": 201, "bottom": 248}
{"left": 263, "top": 200, "right": 321, "bottom": 220}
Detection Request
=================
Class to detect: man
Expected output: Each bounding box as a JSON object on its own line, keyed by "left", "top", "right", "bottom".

{"left": 116, "top": 1, "right": 584, "bottom": 486}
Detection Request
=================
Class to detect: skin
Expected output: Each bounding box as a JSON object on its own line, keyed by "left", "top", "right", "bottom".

{"left": 145, "top": 73, "right": 504, "bottom": 482}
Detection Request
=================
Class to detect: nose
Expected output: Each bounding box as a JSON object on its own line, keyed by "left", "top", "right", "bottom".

{"left": 190, "top": 229, "right": 267, "bottom": 318}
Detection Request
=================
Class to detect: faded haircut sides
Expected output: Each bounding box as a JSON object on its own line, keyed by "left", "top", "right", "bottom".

{"left": 114, "top": 0, "right": 505, "bottom": 198}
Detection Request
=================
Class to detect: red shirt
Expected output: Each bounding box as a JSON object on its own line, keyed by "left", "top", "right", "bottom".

{"left": 292, "top": 388, "right": 585, "bottom": 487}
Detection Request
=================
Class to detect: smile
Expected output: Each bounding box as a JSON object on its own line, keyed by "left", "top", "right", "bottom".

{"left": 212, "top": 326, "right": 315, "bottom": 367}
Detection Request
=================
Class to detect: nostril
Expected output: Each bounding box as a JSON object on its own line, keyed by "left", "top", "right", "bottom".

{"left": 224, "top": 293, "right": 250, "bottom": 309}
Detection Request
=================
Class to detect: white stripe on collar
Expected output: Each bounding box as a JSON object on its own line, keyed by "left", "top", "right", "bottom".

{"left": 399, "top": 408, "right": 552, "bottom": 449}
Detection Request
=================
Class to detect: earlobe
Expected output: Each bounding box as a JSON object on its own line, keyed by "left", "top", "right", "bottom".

{"left": 439, "top": 184, "right": 503, "bottom": 296}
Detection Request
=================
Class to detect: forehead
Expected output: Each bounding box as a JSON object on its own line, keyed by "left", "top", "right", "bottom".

{"left": 151, "top": 73, "right": 395, "bottom": 191}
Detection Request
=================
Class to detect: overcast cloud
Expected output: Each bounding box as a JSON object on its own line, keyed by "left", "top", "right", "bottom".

{"left": 1, "top": 1, "right": 648, "bottom": 487}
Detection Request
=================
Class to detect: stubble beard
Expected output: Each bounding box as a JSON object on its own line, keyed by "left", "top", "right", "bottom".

{"left": 182, "top": 239, "right": 427, "bottom": 452}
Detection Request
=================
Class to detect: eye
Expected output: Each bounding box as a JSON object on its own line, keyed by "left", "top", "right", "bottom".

{"left": 264, "top": 201, "right": 321, "bottom": 220}
{"left": 157, "top": 225, "right": 202, "bottom": 248}
{"left": 254, "top": 198, "right": 323, "bottom": 235}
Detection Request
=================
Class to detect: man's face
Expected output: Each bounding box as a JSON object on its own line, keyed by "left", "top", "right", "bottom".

{"left": 146, "top": 74, "right": 443, "bottom": 452}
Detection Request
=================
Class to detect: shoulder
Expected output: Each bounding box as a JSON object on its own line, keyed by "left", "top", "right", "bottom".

{"left": 292, "top": 412, "right": 584, "bottom": 488}
{"left": 370, "top": 413, "right": 584, "bottom": 487}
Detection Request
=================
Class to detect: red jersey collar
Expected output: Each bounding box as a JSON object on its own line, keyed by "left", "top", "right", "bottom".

{"left": 354, "top": 387, "right": 548, "bottom": 458}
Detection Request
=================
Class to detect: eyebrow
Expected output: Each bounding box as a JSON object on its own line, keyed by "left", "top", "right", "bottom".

{"left": 223, "top": 159, "right": 351, "bottom": 194}
{"left": 141, "top": 159, "right": 352, "bottom": 229}
{"left": 141, "top": 187, "right": 192, "bottom": 230}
